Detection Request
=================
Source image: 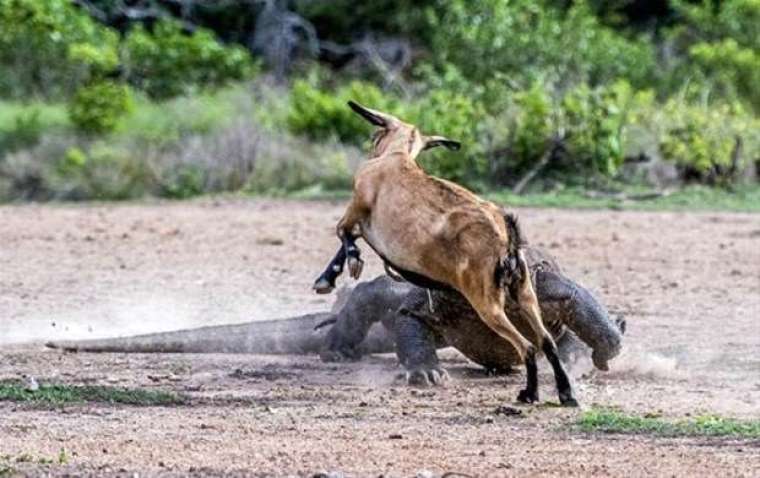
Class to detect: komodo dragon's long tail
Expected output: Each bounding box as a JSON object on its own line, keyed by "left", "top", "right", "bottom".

{"left": 45, "top": 313, "right": 395, "bottom": 355}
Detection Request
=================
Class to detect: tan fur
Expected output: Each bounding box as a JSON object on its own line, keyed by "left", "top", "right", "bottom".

{"left": 332, "top": 102, "right": 555, "bottom": 362}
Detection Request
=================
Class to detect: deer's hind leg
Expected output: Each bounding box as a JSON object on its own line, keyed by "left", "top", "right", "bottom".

{"left": 466, "top": 289, "right": 540, "bottom": 403}
{"left": 512, "top": 251, "right": 577, "bottom": 406}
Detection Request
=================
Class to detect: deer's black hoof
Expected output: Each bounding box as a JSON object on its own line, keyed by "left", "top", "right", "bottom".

{"left": 313, "top": 277, "right": 334, "bottom": 294}
{"left": 347, "top": 257, "right": 364, "bottom": 279}
{"left": 560, "top": 396, "right": 579, "bottom": 407}
{"left": 517, "top": 388, "right": 538, "bottom": 404}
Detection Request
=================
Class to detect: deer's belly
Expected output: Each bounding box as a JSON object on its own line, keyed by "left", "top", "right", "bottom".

{"left": 361, "top": 219, "right": 451, "bottom": 285}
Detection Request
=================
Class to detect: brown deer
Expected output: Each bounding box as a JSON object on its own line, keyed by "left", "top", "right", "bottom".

{"left": 313, "top": 101, "right": 576, "bottom": 405}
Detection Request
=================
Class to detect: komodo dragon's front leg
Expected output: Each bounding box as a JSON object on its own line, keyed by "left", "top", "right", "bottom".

{"left": 320, "top": 276, "right": 413, "bottom": 362}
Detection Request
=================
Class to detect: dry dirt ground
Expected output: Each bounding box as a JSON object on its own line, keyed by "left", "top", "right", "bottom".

{"left": 0, "top": 198, "right": 759, "bottom": 477}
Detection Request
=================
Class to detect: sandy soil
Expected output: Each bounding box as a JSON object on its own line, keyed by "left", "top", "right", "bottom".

{"left": 1, "top": 198, "right": 759, "bottom": 477}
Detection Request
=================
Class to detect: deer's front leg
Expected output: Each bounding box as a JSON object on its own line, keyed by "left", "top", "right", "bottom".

{"left": 313, "top": 203, "right": 365, "bottom": 294}
{"left": 313, "top": 246, "right": 347, "bottom": 294}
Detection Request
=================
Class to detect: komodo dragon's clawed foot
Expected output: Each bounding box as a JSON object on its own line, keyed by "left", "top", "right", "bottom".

{"left": 320, "top": 348, "right": 361, "bottom": 363}
{"left": 404, "top": 366, "right": 450, "bottom": 387}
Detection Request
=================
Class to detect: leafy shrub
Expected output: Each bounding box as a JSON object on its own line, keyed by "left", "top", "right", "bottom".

{"left": 490, "top": 80, "right": 643, "bottom": 183}
{"left": 287, "top": 79, "right": 396, "bottom": 144}
{"left": 160, "top": 165, "right": 205, "bottom": 199}
{"left": 411, "top": 89, "right": 486, "bottom": 182}
{"left": 123, "top": 19, "right": 256, "bottom": 100}
{"left": 424, "top": 0, "right": 657, "bottom": 90}
{"left": 53, "top": 144, "right": 152, "bottom": 200}
{"left": 287, "top": 79, "right": 485, "bottom": 183}
{"left": 0, "top": 0, "right": 119, "bottom": 98}
{"left": 688, "top": 39, "right": 760, "bottom": 110}
{"left": 561, "top": 81, "right": 636, "bottom": 176}
{"left": 68, "top": 81, "right": 134, "bottom": 135}
{"left": 247, "top": 135, "right": 356, "bottom": 194}
{"left": 658, "top": 100, "right": 760, "bottom": 184}
{"left": 504, "top": 83, "right": 555, "bottom": 175}
{"left": 668, "top": 0, "right": 760, "bottom": 110}
{"left": 0, "top": 108, "right": 44, "bottom": 154}
{"left": 119, "top": 86, "right": 245, "bottom": 146}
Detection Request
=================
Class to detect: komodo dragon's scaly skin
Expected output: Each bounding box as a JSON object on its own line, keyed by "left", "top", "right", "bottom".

{"left": 320, "top": 247, "right": 625, "bottom": 385}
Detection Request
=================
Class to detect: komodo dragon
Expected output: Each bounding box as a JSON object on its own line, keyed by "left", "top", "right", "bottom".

{"left": 47, "top": 247, "right": 624, "bottom": 385}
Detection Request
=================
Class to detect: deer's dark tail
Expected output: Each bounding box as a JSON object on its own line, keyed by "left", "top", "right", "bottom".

{"left": 495, "top": 212, "right": 528, "bottom": 298}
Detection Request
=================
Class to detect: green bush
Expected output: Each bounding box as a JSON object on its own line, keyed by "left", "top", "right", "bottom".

{"left": 668, "top": 0, "right": 760, "bottom": 110}
{"left": 561, "top": 81, "right": 635, "bottom": 176}
{"left": 423, "top": 0, "right": 657, "bottom": 90}
{"left": 53, "top": 144, "right": 152, "bottom": 200}
{"left": 658, "top": 100, "right": 760, "bottom": 184}
{"left": 489, "top": 80, "right": 642, "bottom": 183}
{"left": 688, "top": 39, "right": 760, "bottom": 110}
{"left": 0, "top": 0, "right": 119, "bottom": 98}
{"left": 119, "top": 86, "right": 244, "bottom": 146}
{"left": 0, "top": 108, "right": 44, "bottom": 154}
{"left": 68, "top": 81, "right": 134, "bottom": 135}
{"left": 159, "top": 165, "right": 206, "bottom": 199}
{"left": 287, "top": 79, "right": 485, "bottom": 184}
{"left": 123, "top": 19, "right": 256, "bottom": 100}
{"left": 287, "top": 79, "right": 397, "bottom": 144}
{"left": 411, "top": 89, "right": 486, "bottom": 182}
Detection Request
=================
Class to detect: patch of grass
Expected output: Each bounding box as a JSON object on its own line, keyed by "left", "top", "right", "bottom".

{"left": 577, "top": 408, "right": 760, "bottom": 438}
{"left": 0, "top": 381, "right": 184, "bottom": 406}
{"left": 282, "top": 184, "right": 760, "bottom": 212}
{"left": 0, "top": 463, "right": 14, "bottom": 477}
{"left": 489, "top": 184, "right": 760, "bottom": 212}
{"left": 0, "top": 448, "right": 69, "bottom": 475}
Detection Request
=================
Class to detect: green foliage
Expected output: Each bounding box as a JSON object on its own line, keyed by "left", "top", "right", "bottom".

{"left": 506, "top": 83, "right": 555, "bottom": 173}
{"left": 490, "top": 80, "right": 644, "bottom": 182}
{"left": 293, "top": 0, "right": 434, "bottom": 42}
{"left": 0, "top": 2, "right": 255, "bottom": 101}
{"left": 657, "top": 99, "right": 760, "bottom": 184}
{"left": 123, "top": 19, "right": 256, "bottom": 99}
{"left": 423, "top": 0, "right": 657, "bottom": 90}
{"left": 670, "top": 0, "right": 760, "bottom": 110}
{"left": 247, "top": 140, "right": 354, "bottom": 195}
{"left": 0, "top": 0, "right": 119, "bottom": 98}
{"left": 159, "top": 165, "right": 206, "bottom": 199}
{"left": 411, "top": 89, "right": 486, "bottom": 182}
{"left": 0, "top": 380, "right": 184, "bottom": 406}
{"left": 119, "top": 86, "right": 243, "bottom": 146}
{"left": 53, "top": 144, "right": 152, "bottom": 200}
{"left": 577, "top": 408, "right": 760, "bottom": 438}
{"left": 287, "top": 79, "right": 485, "bottom": 183}
{"left": 561, "top": 81, "right": 635, "bottom": 176}
{"left": 68, "top": 81, "right": 134, "bottom": 135}
{"left": 287, "top": 79, "right": 396, "bottom": 144}
{"left": 688, "top": 39, "right": 760, "bottom": 110}
{"left": 0, "top": 109, "right": 43, "bottom": 154}
{"left": 0, "top": 100, "right": 67, "bottom": 158}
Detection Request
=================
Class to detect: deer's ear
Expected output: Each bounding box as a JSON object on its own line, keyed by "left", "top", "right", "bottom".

{"left": 347, "top": 101, "right": 399, "bottom": 128}
{"left": 423, "top": 135, "right": 462, "bottom": 151}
